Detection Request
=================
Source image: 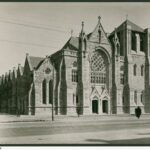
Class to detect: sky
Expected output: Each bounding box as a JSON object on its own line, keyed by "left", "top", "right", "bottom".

{"left": 0, "top": 2, "right": 150, "bottom": 75}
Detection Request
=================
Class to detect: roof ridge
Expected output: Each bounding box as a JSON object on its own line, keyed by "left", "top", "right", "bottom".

{"left": 29, "top": 56, "right": 44, "bottom": 59}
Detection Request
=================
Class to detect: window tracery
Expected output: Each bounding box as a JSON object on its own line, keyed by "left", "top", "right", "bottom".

{"left": 90, "top": 51, "right": 106, "bottom": 84}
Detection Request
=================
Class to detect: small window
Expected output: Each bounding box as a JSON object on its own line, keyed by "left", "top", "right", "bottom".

{"left": 133, "top": 64, "right": 137, "bottom": 76}
{"left": 134, "top": 91, "right": 137, "bottom": 104}
{"left": 73, "top": 61, "right": 77, "bottom": 67}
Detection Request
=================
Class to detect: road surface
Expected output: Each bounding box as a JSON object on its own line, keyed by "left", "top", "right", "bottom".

{"left": 0, "top": 115, "right": 150, "bottom": 145}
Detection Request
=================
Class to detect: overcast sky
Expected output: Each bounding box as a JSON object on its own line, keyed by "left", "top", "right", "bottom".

{"left": 0, "top": 2, "right": 150, "bottom": 75}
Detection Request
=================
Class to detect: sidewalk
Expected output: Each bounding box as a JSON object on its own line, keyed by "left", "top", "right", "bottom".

{"left": 0, "top": 113, "right": 150, "bottom": 123}
{"left": 1, "top": 124, "right": 150, "bottom": 144}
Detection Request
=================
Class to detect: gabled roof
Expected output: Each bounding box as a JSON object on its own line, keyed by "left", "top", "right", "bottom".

{"left": 62, "top": 36, "right": 79, "bottom": 51}
{"left": 29, "top": 56, "right": 44, "bottom": 69}
{"left": 125, "top": 20, "right": 144, "bottom": 32}
{"left": 110, "top": 19, "right": 144, "bottom": 36}
{"left": 87, "top": 18, "right": 110, "bottom": 45}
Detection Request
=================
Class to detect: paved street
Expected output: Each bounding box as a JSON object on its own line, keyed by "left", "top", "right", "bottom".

{"left": 0, "top": 114, "right": 150, "bottom": 145}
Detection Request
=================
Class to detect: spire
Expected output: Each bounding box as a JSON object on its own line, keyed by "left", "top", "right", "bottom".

{"left": 81, "top": 21, "right": 84, "bottom": 33}
{"left": 80, "top": 21, "right": 85, "bottom": 39}
{"left": 98, "top": 16, "right": 101, "bottom": 24}
{"left": 80, "top": 21, "right": 85, "bottom": 37}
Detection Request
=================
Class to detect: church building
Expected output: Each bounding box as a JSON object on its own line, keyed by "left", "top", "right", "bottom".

{"left": 0, "top": 16, "right": 149, "bottom": 116}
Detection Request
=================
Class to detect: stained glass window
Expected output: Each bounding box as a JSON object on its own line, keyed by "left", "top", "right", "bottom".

{"left": 90, "top": 51, "right": 106, "bottom": 84}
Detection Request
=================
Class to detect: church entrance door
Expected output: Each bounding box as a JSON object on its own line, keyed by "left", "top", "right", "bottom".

{"left": 92, "top": 100, "right": 98, "bottom": 114}
{"left": 102, "top": 100, "right": 108, "bottom": 113}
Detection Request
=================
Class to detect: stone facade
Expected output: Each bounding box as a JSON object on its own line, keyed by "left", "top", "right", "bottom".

{"left": 0, "top": 17, "right": 149, "bottom": 116}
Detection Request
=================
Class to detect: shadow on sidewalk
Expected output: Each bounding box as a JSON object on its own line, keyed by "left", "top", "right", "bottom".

{"left": 86, "top": 137, "right": 150, "bottom": 145}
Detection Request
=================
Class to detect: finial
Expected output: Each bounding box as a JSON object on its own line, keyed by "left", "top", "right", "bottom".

{"left": 98, "top": 16, "right": 101, "bottom": 23}
{"left": 82, "top": 21, "right": 84, "bottom": 30}
{"left": 26, "top": 53, "right": 29, "bottom": 56}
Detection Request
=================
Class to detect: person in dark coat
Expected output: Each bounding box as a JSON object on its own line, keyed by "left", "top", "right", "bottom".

{"left": 135, "top": 106, "right": 142, "bottom": 119}
{"left": 77, "top": 106, "right": 80, "bottom": 117}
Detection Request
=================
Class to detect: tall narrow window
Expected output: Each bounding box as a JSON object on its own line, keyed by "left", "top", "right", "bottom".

{"left": 72, "top": 69, "right": 78, "bottom": 82}
{"left": 141, "top": 91, "right": 144, "bottom": 103}
{"left": 132, "top": 32, "right": 136, "bottom": 51}
{"left": 76, "top": 95, "right": 78, "bottom": 104}
{"left": 134, "top": 90, "right": 137, "bottom": 104}
{"left": 49, "top": 80, "right": 53, "bottom": 104}
{"left": 141, "top": 93, "right": 143, "bottom": 103}
{"left": 73, "top": 94, "right": 75, "bottom": 105}
{"left": 42, "top": 79, "right": 46, "bottom": 104}
{"left": 141, "top": 65, "right": 144, "bottom": 76}
{"left": 133, "top": 64, "right": 137, "bottom": 76}
{"left": 140, "top": 34, "right": 144, "bottom": 52}
{"left": 120, "top": 73, "right": 124, "bottom": 84}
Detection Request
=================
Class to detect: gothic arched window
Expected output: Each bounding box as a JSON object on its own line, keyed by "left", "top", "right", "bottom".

{"left": 72, "top": 61, "right": 78, "bottom": 82}
{"left": 90, "top": 51, "right": 106, "bottom": 84}
{"left": 42, "top": 79, "right": 47, "bottom": 104}
{"left": 134, "top": 90, "right": 137, "bottom": 104}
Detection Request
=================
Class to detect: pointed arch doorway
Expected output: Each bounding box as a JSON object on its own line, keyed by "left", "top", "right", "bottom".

{"left": 92, "top": 100, "right": 98, "bottom": 114}
{"left": 102, "top": 100, "right": 108, "bottom": 113}
{"left": 92, "top": 96, "right": 99, "bottom": 114}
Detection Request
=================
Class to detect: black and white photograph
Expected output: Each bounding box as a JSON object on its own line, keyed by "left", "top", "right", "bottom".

{"left": 0, "top": 2, "right": 150, "bottom": 145}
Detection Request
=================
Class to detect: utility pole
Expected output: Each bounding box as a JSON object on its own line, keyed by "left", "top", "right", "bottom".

{"left": 52, "top": 62, "right": 54, "bottom": 121}
{"left": 52, "top": 98, "right": 54, "bottom": 121}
